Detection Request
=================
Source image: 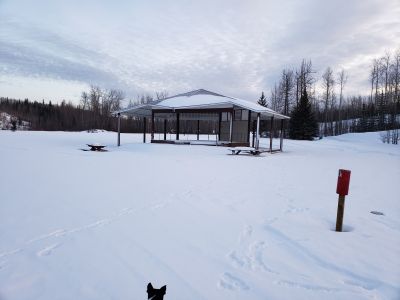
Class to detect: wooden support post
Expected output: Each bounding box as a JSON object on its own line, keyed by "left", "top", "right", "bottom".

{"left": 143, "top": 117, "right": 147, "bottom": 143}
{"left": 218, "top": 112, "right": 222, "bottom": 142}
{"left": 279, "top": 119, "right": 284, "bottom": 151}
{"left": 252, "top": 120, "right": 256, "bottom": 148}
{"left": 164, "top": 119, "right": 167, "bottom": 141}
{"left": 229, "top": 111, "right": 233, "bottom": 143}
{"left": 247, "top": 110, "right": 251, "bottom": 146}
{"left": 269, "top": 116, "right": 274, "bottom": 153}
{"left": 197, "top": 120, "right": 200, "bottom": 140}
{"left": 151, "top": 111, "right": 155, "bottom": 141}
{"left": 336, "top": 195, "right": 346, "bottom": 232}
{"left": 176, "top": 112, "right": 180, "bottom": 140}
{"left": 256, "top": 113, "right": 260, "bottom": 150}
{"left": 117, "top": 113, "right": 121, "bottom": 146}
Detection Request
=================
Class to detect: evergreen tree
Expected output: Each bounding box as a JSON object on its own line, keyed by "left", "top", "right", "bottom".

{"left": 257, "top": 91, "right": 267, "bottom": 107}
{"left": 289, "top": 90, "right": 318, "bottom": 140}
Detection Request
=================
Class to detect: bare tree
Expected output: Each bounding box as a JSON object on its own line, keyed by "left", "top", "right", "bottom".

{"left": 295, "top": 59, "right": 314, "bottom": 106}
{"left": 80, "top": 91, "right": 89, "bottom": 110}
{"left": 269, "top": 83, "right": 283, "bottom": 112}
{"left": 382, "top": 51, "right": 391, "bottom": 97}
{"left": 372, "top": 58, "right": 381, "bottom": 102}
{"left": 280, "top": 69, "right": 295, "bottom": 115}
{"left": 136, "top": 93, "right": 154, "bottom": 105}
{"left": 89, "top": 86, "right": 102, "bottom": 128}
{"left": 80, "top": 91, "right": 89, "bottom": 127}
{"left": 321, "top": 67, "right": 335, "bottom": 136}
{"left": 394, "top": 49, "right": 400, "bottom": 106}
{"left": 370, "top": 61, "right": 378, "bottom": 102}
{"left": 155, "top": 91, "right": 169, "bottom": 100}
{"left": 101, "top": 89, "right": 124, "bottom": 129}
{"left": 337, "top": 69, "right": 348, "bottom": 134}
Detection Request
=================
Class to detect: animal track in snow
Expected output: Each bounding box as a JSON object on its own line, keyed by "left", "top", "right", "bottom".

{"left": 0, "top": 206, "right": 137, "bottom": 262}
{"left": 218, "top": 272, "right": 249, "bottom": 291}
{"left": 248, "top": 241, "right": 277, "bottom": 273}
{"left": 84, "top": 219, "right": 111, "bottom": 229}
{"left": 264, "top": 217, "right": 278, "bottom": 225}
{"left": 0, "top": 248, "right": 22, "bottom": 259}
{"left": 27, "top": 229, "right": 67, "bottom": 244}
{"left": 228, "top": 241, "right": 277, "bottom": 274}
{"left": 275, "top": 279, "right": 339, "bottom": 293}
{"left": 238, "top": 225, "right": 252, "bottom": 243}
{"left": 285, "top": 205, "right": 309, "bottom": 214}
{"left": 37, "top": 243, "right": 61, "bottom": 257}
{"left": 228, "top": 251, "right": 250, "bottom": 269}
{"left": 0, "top": 196, "right": 189, "bottom": 266}
{"left": 223, "top": 223, "right": 278, "bottom": 290}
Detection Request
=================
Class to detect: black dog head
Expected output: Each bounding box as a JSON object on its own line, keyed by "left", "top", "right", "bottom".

{"left": 147, "top": 283, "right": 166, "bottom": 300}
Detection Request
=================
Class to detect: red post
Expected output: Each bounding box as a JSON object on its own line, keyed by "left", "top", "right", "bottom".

{"left": 336, "top": 169, "right": 351, "bottom": 232}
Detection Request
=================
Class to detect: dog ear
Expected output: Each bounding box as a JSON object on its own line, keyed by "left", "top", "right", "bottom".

{"left": 160, "top": 285, "right": 166, "bottom": 295}
{"left": 147, "top": 283, "right": 153, "bottom": 292}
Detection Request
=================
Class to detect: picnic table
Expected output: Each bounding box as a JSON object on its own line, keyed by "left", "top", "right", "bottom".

{"left": 228, "top": 147, "right": 262, "bottom": 156}
{"left": 87, "top": 144, "right": 106, "bottom": 151}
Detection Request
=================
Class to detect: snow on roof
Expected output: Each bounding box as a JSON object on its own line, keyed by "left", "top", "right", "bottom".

{"left": 118, "top": 89, "right": 289, "bottom": 119}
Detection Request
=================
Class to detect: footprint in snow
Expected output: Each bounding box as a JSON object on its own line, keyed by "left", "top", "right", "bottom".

{"left": 238, "top": 225, "right": 252, "bottom": 243}
{"left": 37, "top": 243, "right": 61, "bottom": 257}
{"left": 285, "top": 205, "right": 309, "bottom": 214}
{"left": 228, "top": 241, "right": 277, "bottom": 274}
{"left": 275, "top": 279, "right": 339, "bottom": 293}
{"left": 218, "top": 272, "right": 249, "bottom": 291}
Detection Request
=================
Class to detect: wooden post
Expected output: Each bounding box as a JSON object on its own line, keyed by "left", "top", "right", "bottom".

{"left": 197, "top": 120, "right": 200, "bottom": 140}
{"left": 247, "top": 110, "right": 251, "bottom": 146}
{"left": 336, "top": 195, "right": 346, "bottom": 232}
{"left": 176, "top": 112, "right": 180, "bottom": 140}
{"left": 279, "top": 119, "right": 284, "bottom": 151}
{"left": 335, "top": 169, "right": 351, "bottom": 232}
{"left": 142, "top": 117, "right": 146, "bottom": 143}
{"left": 256, "top": 113, "right": 260, "bottom": 150}
{"left": 229, "top": 111, "right": 233, "bottom": 143}
{"left": 218, "top": 112, "right": 222, "bottom": 142}
{"left": 252, "top": 120, "right": 256, "bottom": 148}
{"left": 151, "top": 111, "right": 155, "bottom": 141}
{"left": 164, "top": 119, "right": 167, "bottom": 141}
{"left": 269, "top": 116, "right": 274, "bottom": 152}
{"left": 117, "top": 113, "right": 121, "bottom": 146}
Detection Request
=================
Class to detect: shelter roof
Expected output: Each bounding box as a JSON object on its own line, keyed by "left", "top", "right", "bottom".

{"left": 117, "top": 89, "right": 289, "bottom": 119}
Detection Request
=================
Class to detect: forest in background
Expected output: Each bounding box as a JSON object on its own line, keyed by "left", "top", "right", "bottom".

{"left": 1, "top": 49, "right": 399, "bottom": 142}
{"left": 261, "top": 48, "right": 399, "bottom": 139}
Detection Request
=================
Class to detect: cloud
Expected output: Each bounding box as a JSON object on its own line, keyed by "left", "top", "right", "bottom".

{"left": 0, "top": 0, "right": 399, "bottom": 103}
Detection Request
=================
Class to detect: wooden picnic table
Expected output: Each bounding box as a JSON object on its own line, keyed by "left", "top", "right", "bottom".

{"left": 228, "top": 147, "right": 262, "bottom": 156}
{"left": 87, "top": 144, "right": 106, "bottom": 151}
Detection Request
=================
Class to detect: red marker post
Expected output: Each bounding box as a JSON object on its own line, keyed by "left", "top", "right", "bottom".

{"left": 336, "top": 169, "right": 351, "bottom": 232}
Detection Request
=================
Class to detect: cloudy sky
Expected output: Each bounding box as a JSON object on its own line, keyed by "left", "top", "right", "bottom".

{"left": 0, "top": 0, "right": 399, "bottom": 105}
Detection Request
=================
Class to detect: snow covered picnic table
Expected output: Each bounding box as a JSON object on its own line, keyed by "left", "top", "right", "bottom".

{"left": 87, "top": 144, "right": 106, "bottom": 151}
{"left": 228, "top": 147, "right": 265, "bottom": 155}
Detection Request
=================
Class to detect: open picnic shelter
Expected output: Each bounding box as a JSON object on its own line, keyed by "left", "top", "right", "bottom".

{"left": 116, "top": 89, "right": 290, "bottom": 152}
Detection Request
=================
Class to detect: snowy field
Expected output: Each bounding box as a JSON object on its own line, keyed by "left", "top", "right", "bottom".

{"left": 0, "top": 131, "right": 399, "bottom": 300}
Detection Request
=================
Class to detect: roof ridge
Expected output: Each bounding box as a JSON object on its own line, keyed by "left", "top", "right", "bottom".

{"left": 162, "top": 89, "right": 227, "bottom": 100}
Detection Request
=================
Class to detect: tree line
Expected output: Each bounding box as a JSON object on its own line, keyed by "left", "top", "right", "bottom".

{"left": 0, "top": 86, "right": 166, "bottom": 133}
{"left": 257, "top": 48, "right": 399, "bottom": 142}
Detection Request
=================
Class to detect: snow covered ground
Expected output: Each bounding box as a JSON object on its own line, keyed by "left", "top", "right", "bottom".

{"left": 0, "top": 131, "right": 399, "bottom": 300}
